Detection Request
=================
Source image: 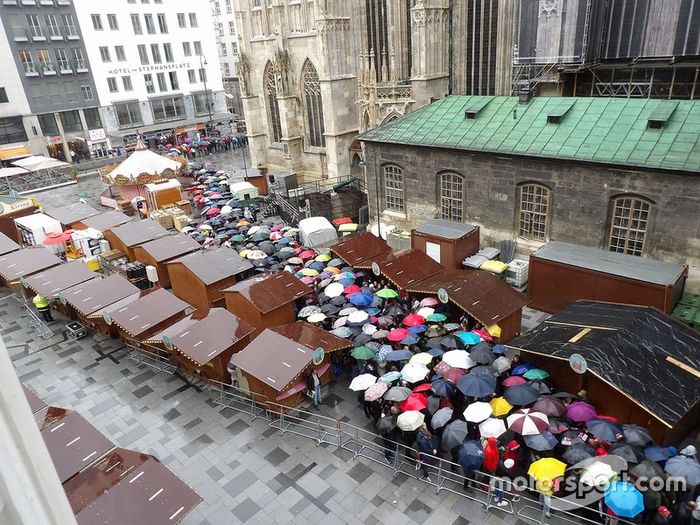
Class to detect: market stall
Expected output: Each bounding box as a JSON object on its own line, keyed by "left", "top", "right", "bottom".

{"left": 22, "top": 261, "right": 98, "bottom": 302}
{"left": 14, "top": 213, "right": 62, "bottom": 246}
{"left": 356, "top": 248, "right": 444, "bottom": 290}
{"left": 0, "top": 231, "right": 20, "bottom": 255}
{"left": 411, "top": 219, "right": 480, "bottom": 269}
{"left": 45, "top": 203, "right": 100, "bottom": 230}
{"left": 0, "top": 247, "right": 62, "bottom": 288}
{"left": 103, "top": 219, "right": 169, "bottom": 261}
{"left": 327, "top": 231, "right": 391, "bottom": 267}
{"left": 132, "top": 233, "right": 201, "bottom": 288}
{"left": 77, "top": 210, "right": 132, "bottom": 232}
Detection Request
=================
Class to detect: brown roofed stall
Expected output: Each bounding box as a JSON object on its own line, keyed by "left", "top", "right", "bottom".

{"left": 170, "top": 308, "right": 254, "bottom": 383}
{"left": 23, "top": 261, "right": 98, "bottom": 298}
{"left": 328, "top": 232, "right": 391, "bottom": 267}
{"left": 22, "top": 384, "right": 46, "bottom": 414}
{"left": 132, "top": 233, "right": 201, "bottom": 288}
{"left": 45, "top": 202, "right": 100, "bottom": 229}
{"left": 0, "top": 231, "right": 21, "bottom": 255}
{"left": 78, "top": 210, "right": 132, "bottom": 232}
{"left": 166, "top": 247, "right": 254, "bottom": 312}
{"left": 357, "top": 248, "right": 444, "bottom": 289}
{"left": 223, "top": 271, "right": 310, "bottom": 337}
{"left": 103, "top": 219, "right": 169, "bottom": 260}
{"left": 0, "top": 247, "right": 62, "bottom": 288}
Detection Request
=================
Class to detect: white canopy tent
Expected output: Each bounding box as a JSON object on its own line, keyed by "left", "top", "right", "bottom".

{"left": 12, "top": 156, "right": 69, "bottom": 171}
{"left": 0, "top": 167, "right": 30, "bottom": 178}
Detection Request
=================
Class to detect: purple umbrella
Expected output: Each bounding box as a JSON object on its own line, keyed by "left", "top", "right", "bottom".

{"left": 566, "top": 401, "right": 598, "bottom": 422}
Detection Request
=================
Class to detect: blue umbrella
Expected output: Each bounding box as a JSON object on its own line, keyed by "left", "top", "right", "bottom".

{"left": 664, "top": 455, "right": 700, "bottom": 486}
{"left": 427, "top": 347, "right": 444, "bottom": 357}
{"left": 587, "top": 419, "right": 623, "bottom": 443}
{"left": 430, "top": 379, "right": 455, "bottom": 398}
{"left": 400, "top": 334, "right": 420, "bottom": 345}
{"left": 309, "top": 261, "right": 325, "bottom": 271}
{"left": 491, "top": 344, "right": 508, "bottom": 355}
{"left": 277, "top": 237, "right": 292, "bottom": 245}
{"left": 330, "top": 327, "right": 353, "bottom": 338}
{"left": 457, "top": 440, "right": 484, "bottom": 474}
{"left": 604, "top": 481, "right": 644, "bottom": 518}
{"left": 456, "top": 332, "right": 481, "bottom": 346}
{"left": 385, "top": 350, "right": 413, "bottom": 362}
{"left": 456, "top": 374, "right": 496, "bottom": 398}
{"left": 349, "top": 292, "right": 373, "bottom": 307}
{"left": 512, "top": 363, "right": 536, "bottom": 376}
{"left": 524, "top": 431, "right": 558, "bottom": 451}
{"left": 378, "top": 371, "right": 402, "bottom": 383}
{"left": 337, "top": 278, "right": 354, "bottom": 287}
{"left": 375, "top": 345, "right": 393, "bottom": 362}
{"left": 644, "top": 445, "right": 675, "bottom": 462}
{"left": 504, "top": 384, "right": 540, "bottom": 406}
{"left": 408, "top": 325, "right": 428, "bottom": 334}
{"left": 365, "top": 307, "right": 380, "bottom": 316}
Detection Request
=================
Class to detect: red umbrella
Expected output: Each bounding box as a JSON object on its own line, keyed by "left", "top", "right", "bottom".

{"left": 344, "top": 284, "right": 361, "bottom": 295}
{"left": 299, "top": 250, "right": 316, "bottom": 260}
{"left": 473, "top": 329, "right": 493, "bottom": 342}
{"left": 400, "top": 393, "right": 428, "bottom": 412}
{"left": 332, "top": 217, "right": 353, "bottom": 225}
{"left": 403, "top": 314, "right": 425, "bottom": 327}
{"left": 412, "top": 383, "right": 432, "bottom": 394}
{"left": 502, "top": 376, "right": 527, "bottom": 387}
{"left": 434, "top": 361, "right": 452, "bottom": 375}
{"left": 387, "top": 328, "right": 409, "bottom": 342}
{"left": 443, "top": 368, "right": 466, "bottom": 384}
{"left": 43, "top": 230, "right": 73, "bottom": 245}
{"left": 205, "top": 207, "right": 220, "bottom": 217}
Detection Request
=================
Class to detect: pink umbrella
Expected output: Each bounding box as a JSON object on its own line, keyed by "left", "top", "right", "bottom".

{"left": 271, "top": 224, "right": 284, "bottom": 231}
{"left": 566, "top": 401, "right": 598, "bottom": 422}
{"left": 502, "top": 376, "right": 527, "bottom": 387}
{"left": 344, "top": 284, "right": 361, "bottom": 295}
{"left": 299, "top": 250, "right": 316, "bottom": 260}
{"left": 300, "top": 276, "right": 315, "bottom": 285}
{"left": 472, "top": 329, "right": 493, "bottom": 342}
{"left": 205, "top": 207, "right": 220, "bottom": 217}
{"left": 270, "top": 232, "right": 283, "bottom": 240}
{"left": 420, "top": 297, "right": 440, "bottom": 307}
{"left": 387, "top": 328, "right": 409, "bottom": 341}
{"left": 402, "top": 314, "right": 425, "bottom": 327}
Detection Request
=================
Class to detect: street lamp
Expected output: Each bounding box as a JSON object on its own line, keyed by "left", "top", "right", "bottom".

{"left": 199, "top": 54, "right": 213, "bottom": 133}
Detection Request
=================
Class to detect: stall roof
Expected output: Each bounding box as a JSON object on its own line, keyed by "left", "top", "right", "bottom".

{"left": 357, "top": 249, "right": 444, "bottom": 289}
{"left": 414, "top": 219, "right": 477, "bottom": 239}
{"left": 23, "top": 261, "right": 98, "bottom": 298}
{"left": 110, "top": 219, "right": 169, "bottom": 248}
{"left": 223, "top": 271, "right": 310, "bottom": 314}
{"left": 532, "top": 241, "right": 686, "bottom": 286}
{"left": 136, "top": 233, "right": 201, "bottom": 262}
{"left": 0, "top": 247, "right": 62, "bottom": 281}
{"left": 22, "top": 384, "right": 46, "bottom": 414}
{"left": 405, "top": 269, "right": 528, "bottom": 325}
{"left": 61, "top": 274, "right": 140, "bottom": 317}
{"left": 64, "top": 448, "right": 201, "bottom": 524}
{"left": 45, "top": 202, "right": 99, "bottom": 225}
{"left": 0, "top": 232, "right": 20, "bottom": 255}
{"left": 172, "top": 308, "right": 254, "bottom": 367}
{"left": 107, "top": 289, "right": 190, "bottom": 338}
{"left": 144, "top": 311, "right": 204, "bottom": 345}
{"left": 168, "top": 247, "right": 253, "bottom": 285}
{"left": 508, "top": 300, "right": 700, "bottom": 427}
{"left": 271, "top": 321, "right": 352, "bottom": 353}
{"left": 80, "top": 211, "right": 132, "bottom": 231}
{"left": 328, "top": 232, "right": 391, "bottom": 266}
{"left": 39, "top": 408, "right": 115, "bottom": 484}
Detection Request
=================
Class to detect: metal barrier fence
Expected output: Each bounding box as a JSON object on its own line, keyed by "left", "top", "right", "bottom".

{"left": 122, "top": 337, "right": 177, "bottom": 374}
{"left": 206, "top": 379, "right": 270, "bottom": 422}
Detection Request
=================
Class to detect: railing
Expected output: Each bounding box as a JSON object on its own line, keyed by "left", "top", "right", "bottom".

{"left": 206, "top": 379, "right": 270, "bottom": 421}
{"left": 122, "top": 336, "right": 177, "bottom": 374}
{"left": 0, "top": 168, "right": 76, "bottom": 194}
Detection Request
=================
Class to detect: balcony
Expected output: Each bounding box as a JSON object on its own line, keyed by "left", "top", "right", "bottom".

{"left": 41, "top": 63, "right": 56, "bottom": 75}
{"left": 23, "top": 64, "right": 39, "bottom": 77}
{"left": 75, "top": 59, "right": 88, "bottom": 73}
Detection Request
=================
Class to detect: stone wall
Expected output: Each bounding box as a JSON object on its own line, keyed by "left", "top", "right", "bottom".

{"left": 364, "top": 142, "right": 700, "bottom": 291}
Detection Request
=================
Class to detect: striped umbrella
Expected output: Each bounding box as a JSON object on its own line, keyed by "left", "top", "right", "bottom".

{"left": 506, "top": 408, "right": 550, "bottom": 436}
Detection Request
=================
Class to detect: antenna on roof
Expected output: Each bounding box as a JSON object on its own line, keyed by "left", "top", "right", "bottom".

{"left": 135, "top": 132, "right": 147, "bottom": 151}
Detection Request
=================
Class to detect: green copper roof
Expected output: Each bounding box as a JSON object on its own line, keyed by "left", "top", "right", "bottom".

{"left": 361, "top": 96, "right": 700, "bottom": 173}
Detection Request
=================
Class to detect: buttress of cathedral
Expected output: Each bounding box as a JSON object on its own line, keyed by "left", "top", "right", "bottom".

{"left": 234, "top": 0, "right": 511, "bottom": 182}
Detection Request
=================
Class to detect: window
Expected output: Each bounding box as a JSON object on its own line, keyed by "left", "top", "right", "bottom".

{"left": 163, "top": 43, "right": 173, "bottom": 63}
{"left": 182, "top": 42, "right": 191, "bottom": 56}
{"left": 127, "top": 0, "right": 135, "bottom": 3}
{"left": 63, "top": 14, "right": 77, "bottom": 37}
{"left": 228, "top": 21, "right": 235, "bottom": 35}
{"left": 0, "top": 117, "right": 27, "bottom": 145}
{"left": 55, "top": 49, "right": 69, "bottom": 70}
{"left": 115, "top": 46, "right": 126, "bottom": 61}
{"left": 37, "top": 49, "right": 53, "bottom": 71}
{"left": 188, "top": 13, "right": 198, "bottom": 27}
{"left": 383, "top": 165, "right": 404, "bottom": 213}
{"left": 168, "top": 71, "right": 178, "bottom": 90}
{"left": 84, "top": 107, "right": 102, "bottom": 129}
{"left": 0, "top": 88, "right": 7, "bottom": 104}
{"left": 45, "top": 15, "right": 60, "bottom": 38}
{"left": 157, "top": 72, "right": 167, "bottom": 91}
{"left": 107, "top": 77, "right": 118, "bottom": 92}
{"left": 223, "top": 63, "right": 230, "bottom": 77}
{"left": 518, "top": 183, "right": 550, "bottom": 241}
{"left": 198, "top": 68, "right": 207, "bottom": 83}
{"left": 144, "top": 74, "right": 154, "bottom": 94}
{"left": 151, "top": 44, "right": 162, "bottom": 64}
{"left": 60, "top": 110, "right": 83, "bottom": 133}
{"left": 38, "top": 114, "right": 59, "bottom": 136}
{"left": 219, "top": 42, "right": 227, "bottom": 56}
{"left": 232, "top": 42, "right": 238, "bottom": 54}
{"left": 137, "top": 45, "right": 149, "bottom": 65}
{"left": 226, "top": 0, "right": 232, "bottom": 13}
{"left": 81, "top": 85, "right": 94, "bottom": 100}
{"left": 115, "top": 101, "right": 142, "bottom": 128}
{"left": 18, "top": 50, "right": 35, "bottom": 73}
{"left": 122, "top": 76, "right": 133, "bottom": 91}
{"left": 301, "top": 60, "right": 325, "bottom": 148}
{"left": 91, "top": 14, "right": 103, "bottom": 30}
{"left": 187, "top": 69, "right": 196, "bottom": 83}
{"left": 177, "top": 13, "right": 186, "bottom": 28}
{"left": 193, "top": 92, "right": 210, "bottom": 115}
{"left": 72, "top": 48, "right": 86, "bottom": 70}
{"left": 65, "top": 84, "right": 79, "bottom": 104}
{"left": 253, "top": 0, "right": 262, "bottom": 6}
{"left": 131, "top": 14, "right": 142, "bottom": 35}
{"left": 99, "top": 46, "right": 111, "bottom": 62}
{"left": 264, "top": 62, "right": 282, "bottom": 142}
{"left": 144, "top": 14, "right": 155, "bottom": 34}
{"left": 609, "top": 196, "right": 652, "bottom": 256}
{"left": 193, "top": 41, "right": 202, "bottom": 55}
{"left": 217, "top": 22, "right": 224, "bottom": 38}
{"left": 107, "top": 14, "right": 118, "bottom": 30}
{"left": 157, "top": 13, "right": 168, "bottom": 33}
{"left": 440, "top": 173, "right": 464, "bottom": 222}
{"left": 150, "top": 96, "right": 185, "bottom": 121}
{"left": 26, "top": 15, "right": 42, "bottom": 39}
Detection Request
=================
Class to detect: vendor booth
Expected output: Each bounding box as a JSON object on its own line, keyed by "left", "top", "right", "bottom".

{"left": 411, "top": 219, "right": 480, "bottom": 270}
{"left": 0, "top": 195, "right": 40, "bottom": 241}
{"left": 0, "top": 231, "right": 20, "bottom": 255}
{"left": 22, "top": 384, "right": 47, "bottom": 415}
{"left": 327, "top": 231, "right": 391, "bottom": 267}
{"left": 169, "top": 308, "right": 254, "bottom": 383}
{"left": 298, "top": 216, "right": 337, "bottom": 248}
{"left": 508, "top": 300, "right": 700, "bottom": 444}
{"left": 229, "top": 180, "right": 259, "bottom": 202}
{"left": 166, "top": 248, "right": 253, "bottom": 312}
{"left": 45, "top": 203, "right": 99, "bottom": 230}
{"left": 14, "top": 213, "right": 62, "bottom": 246}
{"left": 77, "top": 210, "right": 132, "bottom": 232}
{"left": 528, "top": 241, "right": 687, "bottom": 314}
{"left": 103, "top": 219, "right": 169, "bottom": 261}
{"left": 356, "top": 248, "right": 444, "bottom": 290}
{"left": 230, "top": 321, "right": 351, "bottom": 410}
{"left": 0, "top": 247, "right": 62, "bottom": 288}
{"left": 223, "top": 271, "right": 310, "bottom": 338}
{"left": 132, "top": 233, "right": 201, "bottom": 288}
{"left": 22, "top": 261, "right": 98, "bottom": 301}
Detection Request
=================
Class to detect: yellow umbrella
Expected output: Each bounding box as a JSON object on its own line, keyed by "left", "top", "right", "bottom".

{"left": 315, "top": 253, "right": 331, "bottom": 262}
{"left": 490, "top": 396, "right": 513, "bottom": 417}
{"left": 528, "top": 458, "right": 567, "bottom": 488}
{"left": 300, "top": 268, "right": 319, "bottom": 277}
{"left": 486, "top": 324, "right": 502, "bottom": 338}
{"left": 239, "top": 249, "right": 252, "bottom": 258}
{"left": 325, "top": 266, "right": 340, "bottom": 274}
{"left": 410, "top": 353, "right": 434, "bottom": 365}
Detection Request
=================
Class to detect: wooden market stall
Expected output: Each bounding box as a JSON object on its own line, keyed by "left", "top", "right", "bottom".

{"left": 528, "top": 241, "right": 687, "bottom": 314}
{"left": 22, "top": 261, "right": 98, "bottom": 314}
{"left": 103, "top": 219, "right": 170, "bottom": 261}
{"left": 223, "top": 271, "right": 311, "bottom": 338}
{"left": 142, "top": 311, "right": 202, "bottom": 364}
{"left": 507, "top": 300, "right": 700, "bottom": 444}
{"left": 405, "top": 269, "right": 528, "bottom": 343}
{"left": 168, "top": 308, "right": 254, "bottom": 383}
{"left": 44, "top": 202, "right": 100, "bottom": 230}
{"left": 77, "top": 210, "right": 132, "bottom": 232}
{"left": 230, "top": 321, "right": 351, "bottom": 410}
{"left": 0, "top": 247, "right": 62, "bottom": 289}
{"left": 132, "top": 233, "right": 201, "bottom": 288}
{"left": 230, "top": 168, "right": 269, "bottom": 196}
{"left": 166, "top": 247, "right": 254, "bottom": 312}
{"left": 0, "top": 231, "right": 20, "bottom": 255}
{"left": 327, "top": 231, "right": 391, "bottom": 267}
{"left": 0, "top": 195, "right": 40, "bottom": 242}
{"left": 411, "top": 219, "right": 480, "bottom": 269}
{"left": 355, "top": 248, "right": 444, "bottom": 290}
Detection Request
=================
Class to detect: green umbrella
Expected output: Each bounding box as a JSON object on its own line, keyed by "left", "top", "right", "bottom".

{"left": 231, "top": 234, "right": 246, "bottom": 242}
{"left": 426, "top": 313, "right": 447, "bottom": 322}
{"left": 523, "top": 368, "right": 550, "bottom": 380}
{"left": 351, "top": 346, "right": 376, "bottom": 360}
{"left": 376, "top": 288, "right": 399, "bottom": 299}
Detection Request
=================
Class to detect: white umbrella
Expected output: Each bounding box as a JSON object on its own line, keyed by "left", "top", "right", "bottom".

{"left": 362, "top": 324, "right": 377, "bottom": 335}
{"left": 220, "top": 205, "right": 233, "bottom": 215}
{"left": 580, "top": 461, "right": 617, "bottom": 487}
{"left": 246, "top": 250, "right": 267, "bottom": 260}
{"left": 298, "top": 305, "right": 322, "bottom": 318}
{"left": 325, "top": 282, "right": 345, "bottom": 298}
{"left": 479, "top": 418, "right": 507, "bottom": 438}
{"left": 400, "top": 363, "right": 429, "bottom": 383}
{"left": 307, "top": 312, "right": 326, "bottom": 323}
{"left": 349, "top": 374, "right": 377, "bottom": 391}
{"left": 442, "top": 350, "right": 475, "bottom": 370}
{"left": 339, "top": 307, "right": 358, "bottom": 316}
{"left": 416, "top": 307, "right": 435, "bottom": 318}
{"left": 494, "top": 356, "right": 512, "bottom": 374}
{"left": 409, "top": 353, "right": 433, "bottom": 365}
{"left": 333, "top": 317, "right": 348, "bottom": 328}
{"left": 248, "top": 225, "right": 261, "bottom": 235}
{"left": 199, "top": 224, "right": 213, "bottom": 231}
{"left": 431, "top": 407, "right": 454, "bottom": 429}
{"left": 397, "top": 410, "right": 425, "bottom": 431}
{"left": 463, "top": 401, "right": 493, "bottom": 423}
{"left": 347, "top": 310, "right": 369, "bottom": 324}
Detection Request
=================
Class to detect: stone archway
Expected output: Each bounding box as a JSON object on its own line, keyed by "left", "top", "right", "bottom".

{"left": 350, "top": 152, "right": 365, "bottom": 186}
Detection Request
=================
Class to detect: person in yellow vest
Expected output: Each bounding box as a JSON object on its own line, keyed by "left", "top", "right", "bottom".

{"left": 32, "top": 293, "right": 53, "bottom": 322}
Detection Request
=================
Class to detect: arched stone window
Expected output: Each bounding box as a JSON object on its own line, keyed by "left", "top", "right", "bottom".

{"left": 383, "top": 164, "right": 404, "bottom": 213}
{"left": 608, "top": 195, "right": 653, "bottom": 256}
{"left": 264, "top": 61, "right": 282, "bottom": 143}
{"left": 439, "top": 172, "right": 464, "bottom": 222}
{"left": 518, "top": 183, "right": 551, "bottom": 241}
{"left": 301, "top": 60, "right": 325, "bottom": 147}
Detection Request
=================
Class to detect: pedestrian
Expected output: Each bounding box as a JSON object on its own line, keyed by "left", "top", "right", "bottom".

{"left": 32, "top": 293, "right": 53, "bottom": 322}
{"left": 70, "top": 149, "right": 78, "bottom": 164}
{"left": 482, "top": 437, "right": 500, "bottom": 473}
{"left": 307, "top": 370, "right": 322, "bottom": 409}
{"left": 490, "top": 458, "right": 514, "bottom": 508}
{"left": 652, "top": 506, "right": 672, "bottom": 525}
{"left": 670, "top": 500, "right": 695, "bottom": 525}
{"left": 416, "top": 423, "right": 437, "bottom": 482}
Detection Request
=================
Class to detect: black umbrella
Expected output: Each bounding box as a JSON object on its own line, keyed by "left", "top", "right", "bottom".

{"left": 562, "top": 443, "right": 596, "bottom": 464}
{"left": 630, "top": 460, "right": 664, "bottom": 479}
{"left": 504, "top": 384, "right": 539, "bottom": 406}
{"left": 552, "top": 392, "right": 579, "bottom": 400}
{"left": 609, "top": 443, "right": 644, "bottom": 464}
{"left": 470, "top": 347, "right": 495, "bottom": 365}
{"left": 384, "top": 305, "right": 404, "bottom": 316}
{"left": 457, "top": 440, "right": 484, "bottom": 475}
{"left": 320, "top": 304, "right": 340, "bottom": 315}
{"left": 622, "top": 424, "right": 653, "bottom": 447}
{"left": 258, "top": 241, "right": 276, "bottom": 255}
{"left": 524, "top": 430, "right": 558, "bottom": 451}
{"left": 439, "top": 335, "right": 464, "bottom": 350}
{"left": 470, "top": 365, "right": 498, "bottom": 378}
{"left": 426, "top": 337, "right": 443, "bottom": 349}
{"left": 559, "top": 429, "right": 587, "bottom": 447}
{"left": 456, "top": 374, "right": 496, "bottom": 398}
{"left": 442, "top": 420, "right": 468, "bottom": 451}
{"left": 376, "top": 415, "right": 397, "bottom": 435}
{"left": 427, "top": 395, "right": 441, "bottom": 415}
{"left": 330, "top": 296, "right": 348, "bottom": 306}
{"left": 470, "top": 341, "right": 492, "bottom": 354}
{"left": 354, "top": 334, "right": 372, "bottom": 345}
{"left": 528, "top": 380, "right": 551, "bottom": 394}
{"left": 587, "top": 419, "right": 623, "bottom": 443}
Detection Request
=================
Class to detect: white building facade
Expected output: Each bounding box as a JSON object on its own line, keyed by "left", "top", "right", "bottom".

{"left": 73, "top": 0, "right": 228, "bottom": 148}
{"left": 210, "top": 0, "right": 244, "bottom": 117}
